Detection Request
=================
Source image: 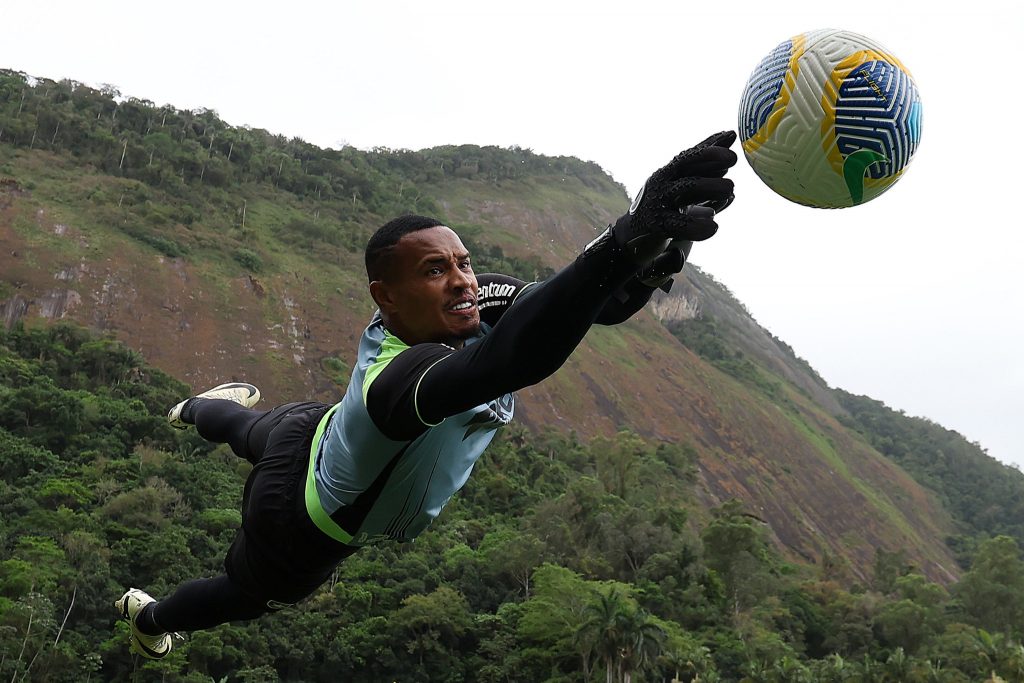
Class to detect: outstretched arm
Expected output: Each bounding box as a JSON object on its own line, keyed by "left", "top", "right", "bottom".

{"left": 366, "top": 132, "right": 737, "bottom": 440}
{"left": 476, "top": 271, "right": 658, "bottom": 328}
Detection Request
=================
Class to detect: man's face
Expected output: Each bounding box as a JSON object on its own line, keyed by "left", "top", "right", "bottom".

{"left": 370, "top": 226, "right": 480, "bottom": 348}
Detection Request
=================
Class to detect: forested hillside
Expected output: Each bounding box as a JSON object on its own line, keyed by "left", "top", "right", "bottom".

{"left": 2, "top": 69, "right": 1024, "bottom": 681}
{"left": 3, "top": 324, "right": 1024, "bottom": 682}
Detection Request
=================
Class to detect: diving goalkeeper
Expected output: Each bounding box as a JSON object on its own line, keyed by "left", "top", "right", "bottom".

{"left": 115, "top": 131, "right": 738, "bottom": 658}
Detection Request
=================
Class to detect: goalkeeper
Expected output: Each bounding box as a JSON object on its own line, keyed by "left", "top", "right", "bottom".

{"left": 115, "top": 131, "right": 737, "bottom": 659}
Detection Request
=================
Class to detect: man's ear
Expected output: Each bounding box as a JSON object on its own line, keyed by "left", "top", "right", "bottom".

{"left": 369, "top": 280, "right": 394, "bottom": 312}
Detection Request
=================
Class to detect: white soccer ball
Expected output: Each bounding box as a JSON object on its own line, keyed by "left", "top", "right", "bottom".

{"left": 738, "top": 29, "right": 923, "bottom": 208}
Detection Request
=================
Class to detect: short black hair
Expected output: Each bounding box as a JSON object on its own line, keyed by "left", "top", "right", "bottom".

{"left": 365, "top": 214, "right": 445, "bottom": 282}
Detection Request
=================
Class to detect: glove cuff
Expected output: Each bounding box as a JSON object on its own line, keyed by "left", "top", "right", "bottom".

{"left": 610, "top": 213, "right": 672, "bottom": 268}
{"left": 576, "top": 223, "right": 645, "bottom": 291}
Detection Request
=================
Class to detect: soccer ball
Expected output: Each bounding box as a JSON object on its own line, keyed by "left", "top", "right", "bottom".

{"left": 738, "top": 29, "right": 922, "bottom": 208}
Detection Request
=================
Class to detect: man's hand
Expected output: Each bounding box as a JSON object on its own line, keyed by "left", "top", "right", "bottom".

{"left": 637, "top": 244, "right": 690, "bottom": 291}
{"left": 610, "top": 131, "right": 737, "bottom": 267}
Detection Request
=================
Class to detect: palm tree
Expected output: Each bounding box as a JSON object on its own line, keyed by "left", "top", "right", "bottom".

{"left": 855, "top": 654, "right": 882, "bottom": 683}
{"left": 576, "top": 589, "right": 666, "bottom": 683}
{"left": 774, "top": 655, "right": 812, "bottom": 683}
{"left": 814, "top": 653, "right": 849, "bottom": 683}
{"left": 883, "top": 647, "right": 913, "bottom": 682}
{"left": 739, "top": 659, "right": 771, "bottom": 683}
{"left": 661, "top": 643, "right": 713, "bottom": 683}
{"left": 1000, "top": 642, "right": 1024, "bottom": 683}
{"left": 578, "top": 589, "right": 629, "bottom": 683}
{"left": 618, "top": 609, "right": 665, "bottom": 683}
{"left": 912, "top": 658, "right": 951, "bottom": 683}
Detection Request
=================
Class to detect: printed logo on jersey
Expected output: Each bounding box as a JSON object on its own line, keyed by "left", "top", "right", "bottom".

{"left": 477, "top": 282, "right": 518, "bottom": 309}
{"left": 478, "top": 282, "right": 517, "bottom": 300}
{"left": 352, "top": 531, "right": 397, "bottom": 545}
{"left": 462, "top": 393, "right": 514, "bottom": 440}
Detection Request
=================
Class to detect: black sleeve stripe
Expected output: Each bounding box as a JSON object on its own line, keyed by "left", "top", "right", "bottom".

{"left": 511, "top": 280, "right": 538, "bottom": 305}
{"left": 413, "top": 355, "right": 450, "bottom": 427}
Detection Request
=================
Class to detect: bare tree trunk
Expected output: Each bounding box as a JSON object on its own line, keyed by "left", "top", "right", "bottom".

{"left": 119, "top": 140, "right": 128, "bottom": 169}
{"left": 11, "top": 607, "right": 33, "bottom": 683}
{"left": 54, "top": 587, "right": 76, "bottom": 645}
{"left": 50, "top": 121, "right": 60, "bottom": 144}
{"left": 581, "top": 652, "right": 594, "bottom": 683}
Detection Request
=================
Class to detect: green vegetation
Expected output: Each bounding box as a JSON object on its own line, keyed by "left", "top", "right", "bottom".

{"left": 666, "top": 316, "right": 783, "bottom": 398}
{"left": 0, "top": 68, "right": 560, "bottom": 302}
{"left": 837, "top": 390, "right": 1024, "bottom": 565}
{"left": 319, "top": 356, "right": 350, "bottom": 387}
{"left": 0, "top": 69, "right": 616, "bottom": 277}
{"left": 670, "top": 312, "right": 1024, "bottom": 570}
{"left": 1, "top": 323, "right": 1023, "bottom": 682}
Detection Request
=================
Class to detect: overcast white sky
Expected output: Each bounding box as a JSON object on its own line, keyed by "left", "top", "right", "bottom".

{"left": 3, "top": 0, "right": 1021, "bottom": 467}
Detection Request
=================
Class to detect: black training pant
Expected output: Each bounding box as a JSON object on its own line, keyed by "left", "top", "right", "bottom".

{"left": 149, "top": 400, "right": 357, "bottom": 633}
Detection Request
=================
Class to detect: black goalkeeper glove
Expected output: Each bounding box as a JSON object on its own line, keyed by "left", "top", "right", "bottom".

{"left": 637, "top": 243, "right": 691, "bottom": 292}
{"left": 581, "top": 131, "right": 737, "bottom": 293}
{"left": 608, "top": 130, "right": 737, "bottom": 267}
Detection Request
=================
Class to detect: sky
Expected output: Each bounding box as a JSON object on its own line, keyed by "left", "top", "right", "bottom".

{"left": 2, "top": 0, "right": 1022, "bottom": 467}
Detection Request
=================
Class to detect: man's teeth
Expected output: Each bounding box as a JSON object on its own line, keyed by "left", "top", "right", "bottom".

{"left": 451, "top": 301, "right": 474, "bottom": 311}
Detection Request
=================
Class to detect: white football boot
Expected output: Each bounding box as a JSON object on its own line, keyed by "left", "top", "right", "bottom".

{"left": 167, "top": 382, "right": 261, "bottom": 429}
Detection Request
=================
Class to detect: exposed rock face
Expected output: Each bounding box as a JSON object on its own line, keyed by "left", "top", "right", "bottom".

{"left": 649, "top": 286, "right": 701, "bottom": 322}
{"left": 37, "top": 288, "right": 83, "bottom": 319}
{"left": 0, "top": 294, "right": 29, "bottom": 330}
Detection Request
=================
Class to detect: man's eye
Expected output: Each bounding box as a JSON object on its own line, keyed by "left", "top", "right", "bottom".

{"left": 460, "top": 261, "right": 472, "bottom": 270}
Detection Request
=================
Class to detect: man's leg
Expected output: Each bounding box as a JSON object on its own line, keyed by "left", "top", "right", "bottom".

{"left": 117, "top": 569, "right": 321, "bottom": 658}
{"left": 185, "top": 399, "right": 280, "bottom": 465}
{"left": 171, "top": 379, "right": 319, "bottom": 465}
{"left": 135, "top": 575, "right": 272, "bottom": 634}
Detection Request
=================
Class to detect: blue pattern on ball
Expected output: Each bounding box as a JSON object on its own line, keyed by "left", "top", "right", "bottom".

{"left": 739, "top": 40, "right": 793, "bottom": 141}
{"left": 834, "top": 60, "right": 922, "bottom": 180}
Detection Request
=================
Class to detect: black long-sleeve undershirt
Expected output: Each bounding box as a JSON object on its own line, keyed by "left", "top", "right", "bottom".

{"left": 366, "top": 241, "right": 652, "bottom": 439}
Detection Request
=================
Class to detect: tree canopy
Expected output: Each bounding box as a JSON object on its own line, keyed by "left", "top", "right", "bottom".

{"left": 1, "top": 323, "right": 1023, "bottom": 681}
